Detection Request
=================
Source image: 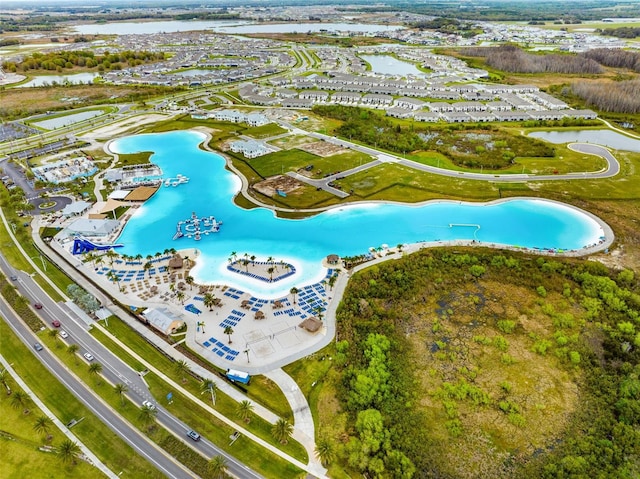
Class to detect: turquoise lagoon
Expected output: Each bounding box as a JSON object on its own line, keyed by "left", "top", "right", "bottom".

{"left": 110, "top": 131, "right": 606, "bottom": 296}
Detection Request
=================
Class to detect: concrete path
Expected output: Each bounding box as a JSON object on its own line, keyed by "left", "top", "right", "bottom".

{"left": 0, "top": 352, "right": 118, "bottom": 479}
{"left": 264, "top": 368, "right": 325, "bottom": 476}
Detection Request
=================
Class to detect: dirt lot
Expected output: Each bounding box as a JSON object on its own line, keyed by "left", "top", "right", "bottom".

{"left": 298, "top": 140, "right": 347, "bottom": 157}
{"left": 253, "top": 174, "right": 303, "bottom": 197}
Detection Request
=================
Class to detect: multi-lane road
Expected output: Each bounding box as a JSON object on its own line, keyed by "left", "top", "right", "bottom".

{"left": 0, "top": 254, "right": 263, "bottom": 479}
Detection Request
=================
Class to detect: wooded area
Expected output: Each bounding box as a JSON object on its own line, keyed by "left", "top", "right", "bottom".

{"left": 572, "top": 79, "right": 640, "bottom": 114}
{"left": 328, "top": 249, "right": 640, "bottom": 478}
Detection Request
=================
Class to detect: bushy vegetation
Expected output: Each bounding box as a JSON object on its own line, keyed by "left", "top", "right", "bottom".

{"left": 313, "top": 105, "right": 424, "bottom": 154}
{"left": 328, "top": 249, "right": 640, "bottom": 478}
{"left": 312, "top": 105, "right": 554, "bottom": 170}
{"left": 2, "top": 50, "right": 165, "bottom": 73}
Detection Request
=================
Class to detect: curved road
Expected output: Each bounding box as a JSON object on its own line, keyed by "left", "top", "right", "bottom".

{"left": 288, "top": 125, "right": 621, "bottom": 185}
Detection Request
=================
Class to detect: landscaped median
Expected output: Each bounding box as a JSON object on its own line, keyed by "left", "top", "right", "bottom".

{"left": 88, "top": 317, "right": 310, "bottom": 471}
{"left": 0, "top": 318, "right": 164, "bottom": 479}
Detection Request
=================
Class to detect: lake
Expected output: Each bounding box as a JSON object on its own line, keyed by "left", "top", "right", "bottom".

{"left": 529, "top": 129, "right": 640, "bottom": 152}
{"left": 18, "top": 72, "right": 100, "bottom": 88}
{"left": 109, "top": 130, "right": 608, "bottom": 297}
{"left": 71, "top": 21, "right": 403, "bottom": 36}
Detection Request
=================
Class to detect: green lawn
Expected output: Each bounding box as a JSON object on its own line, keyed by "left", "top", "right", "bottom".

{"left": 247, "top": 149, "right": 318, "bottom": 178}
{"left": 244, "top": 124, "right": 288, "bottom": 139}
{"left": 0, "top": 319, "right": 164, "bottom": 479}
{"left": 0, "top": 375, "right": 104, "bottom": 479}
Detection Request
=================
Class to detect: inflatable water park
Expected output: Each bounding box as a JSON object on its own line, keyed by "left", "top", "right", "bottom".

{"left": 173, "top": 212, "right": 222, "bottom": 241}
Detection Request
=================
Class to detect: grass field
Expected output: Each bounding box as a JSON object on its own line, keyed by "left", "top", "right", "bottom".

{"left": 0, "top": 376, "right": 104, "bottom": 479}
{"left": 0, "top": 319, "right": 164, "bottom": 479}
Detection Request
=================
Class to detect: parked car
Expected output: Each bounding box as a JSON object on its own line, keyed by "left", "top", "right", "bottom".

{"left": 51, "top": 319, "right": 61, "bottom": 327}
{"left": 33, "top": 342, "right": 43, "bottom": 352}
{"left": 186, "top": 430, "right": 201, "bottom": 441}
{"left": 83, "top": 352, "right": 94, "bottom": 361}
{"left": 142, "top": 400, "right": 156, "bottom": 410}
{"left": 9, "top": 275, "right": 17, "bottom": 281}
{"left": 34, "top": 302, "right": 43, "bottom": 309}
{"left": 59, "top": 330, "right": 69, "bottom": 339}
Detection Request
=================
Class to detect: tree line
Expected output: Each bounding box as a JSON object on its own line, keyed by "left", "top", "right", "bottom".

{"left": 582, "top": 48, "right": 640, "bottom": 73}
{"left": 599, "top": 26, "right": 640, "bottom": 39}
{"left": 571, "top": 79, "right": 640, "bottom": 114}
{"left": 459, "top": 45, "right": 604, "bottom": 75}
{"left": 2, "top": 50, "right": 165, "bottom": 73}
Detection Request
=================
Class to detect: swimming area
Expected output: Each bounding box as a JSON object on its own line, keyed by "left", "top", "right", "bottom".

{"left": 110, "top": 130, "right": 607, "bottom": 297}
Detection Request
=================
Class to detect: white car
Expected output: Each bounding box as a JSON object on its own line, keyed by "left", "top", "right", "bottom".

{"left": 83, "top": 352, "right": 94, "bottom": 361}
{"left": 59, "top": 330, "right": 69, "bottom": 339}
{"left": 142, "top": 400, "right": 156, "bottom": 410}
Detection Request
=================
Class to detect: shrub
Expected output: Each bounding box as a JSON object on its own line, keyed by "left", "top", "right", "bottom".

{"left": 497, "top": 320, "right": 516, "bottom": 334}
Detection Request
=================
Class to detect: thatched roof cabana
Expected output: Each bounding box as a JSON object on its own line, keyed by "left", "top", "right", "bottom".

{"left": 168, "top": 253, "right": 183, "bottom": 269}
{"left": 254, "top": 311, "right": 265, "bottom": 320}
{"left": 299, "top": 317, "right": 323, "bottom": 333}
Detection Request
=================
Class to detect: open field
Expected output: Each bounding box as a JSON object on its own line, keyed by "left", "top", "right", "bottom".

{"left": 0, "top": 85, "right": 177, "bottom": 121}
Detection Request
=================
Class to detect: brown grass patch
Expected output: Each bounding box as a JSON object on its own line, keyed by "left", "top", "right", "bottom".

{"left": 406, "top": 280, "right": 580, "bottom": 478}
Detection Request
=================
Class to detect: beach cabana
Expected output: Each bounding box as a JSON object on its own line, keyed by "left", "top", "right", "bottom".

{"left": 299, "top": 317, "right": 323, "bottom": 333}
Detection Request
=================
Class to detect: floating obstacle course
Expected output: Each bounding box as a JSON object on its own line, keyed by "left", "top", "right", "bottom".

{"left": 173, "top": 211, "right": 222, "bottom": 241}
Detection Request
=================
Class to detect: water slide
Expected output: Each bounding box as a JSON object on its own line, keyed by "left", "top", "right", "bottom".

{"left": 72, "top": 237, "right": 124, "bottom": 255}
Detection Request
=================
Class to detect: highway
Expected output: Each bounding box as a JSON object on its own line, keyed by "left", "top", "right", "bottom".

{"left": 0, "top": 254, "right": 263, "bottom": 479}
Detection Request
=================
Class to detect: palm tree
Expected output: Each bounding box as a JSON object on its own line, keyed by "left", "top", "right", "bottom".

{"left": 207, "top": 455, "right": 228, "bottom": 479}
{"left": 143, "top": 261, "right": 153, "bottom": 277}
{"left": 88, "top": 363, "right": 103, "bottom": 385}
{"left": 223, "top": 326, "right": 234, "bottom": 344}
{"left": 33, "top": 415, "right": 53, "bottom": 442}
{"left": 114, "top": 383, "right": 128, "bottom": 405}
{"left": 236, "top": 400, "right": 254, "bottom": 424}
{"left": 266, "top": 256, "right": 274, "bottom": 268}
{"left": 57, "top": 439, "right": 81, "bottom": 465}
{"left": 106, "top": 270, "right": 121, "bottom": 290}
{"left": 200, "top": 379, "right": 218, "bottom": 406}
{"left": 0, "top": 368, "right": 11, "bottom": 395}
{"left": 290, "top": 287, "right": 299, "bottom": 305}
{"left": 67, "top": 344, "right": 79, "bottom": 364}
{"left": 250, "top": 254, "right": 256, "bottom": 266}
{"left": 203, "top": 292, "right": 215, "bottom": 311}
{"left": 49, "top": 328, "right": 60, "bottom": 342}
{"left": 313, "top": 305, "right": 324, "bottom": 321}
{"left": 176, "top": 290, "right": 186, "bottom": 305}
{"left": 105, "top": 249, "right": 118, "bottom": 266}
{"left": 138, "top": 404, "right": 158, "bottom": 428}
{"left": 174, "top": 359, "right": 190, "bottom": 383}
{"left": 267, "top": 267, "right": 275, "bottom": 281}
{"left": 11, "top": 390, "right": 31, "bottom": 414}
{"left": 397, "top": 243, "right": 404, "bottom": 253}
{"left": 185, "top": 275, "right": 194, "bottom": 290}
{"left": 271, "top": 418, "right": 293, "bottom": 444}
{"left": 314, "top": 436, "right": 335, "bottom": 466}
{"left": 230, "top": 251, "right": 237, "bottom": 263}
